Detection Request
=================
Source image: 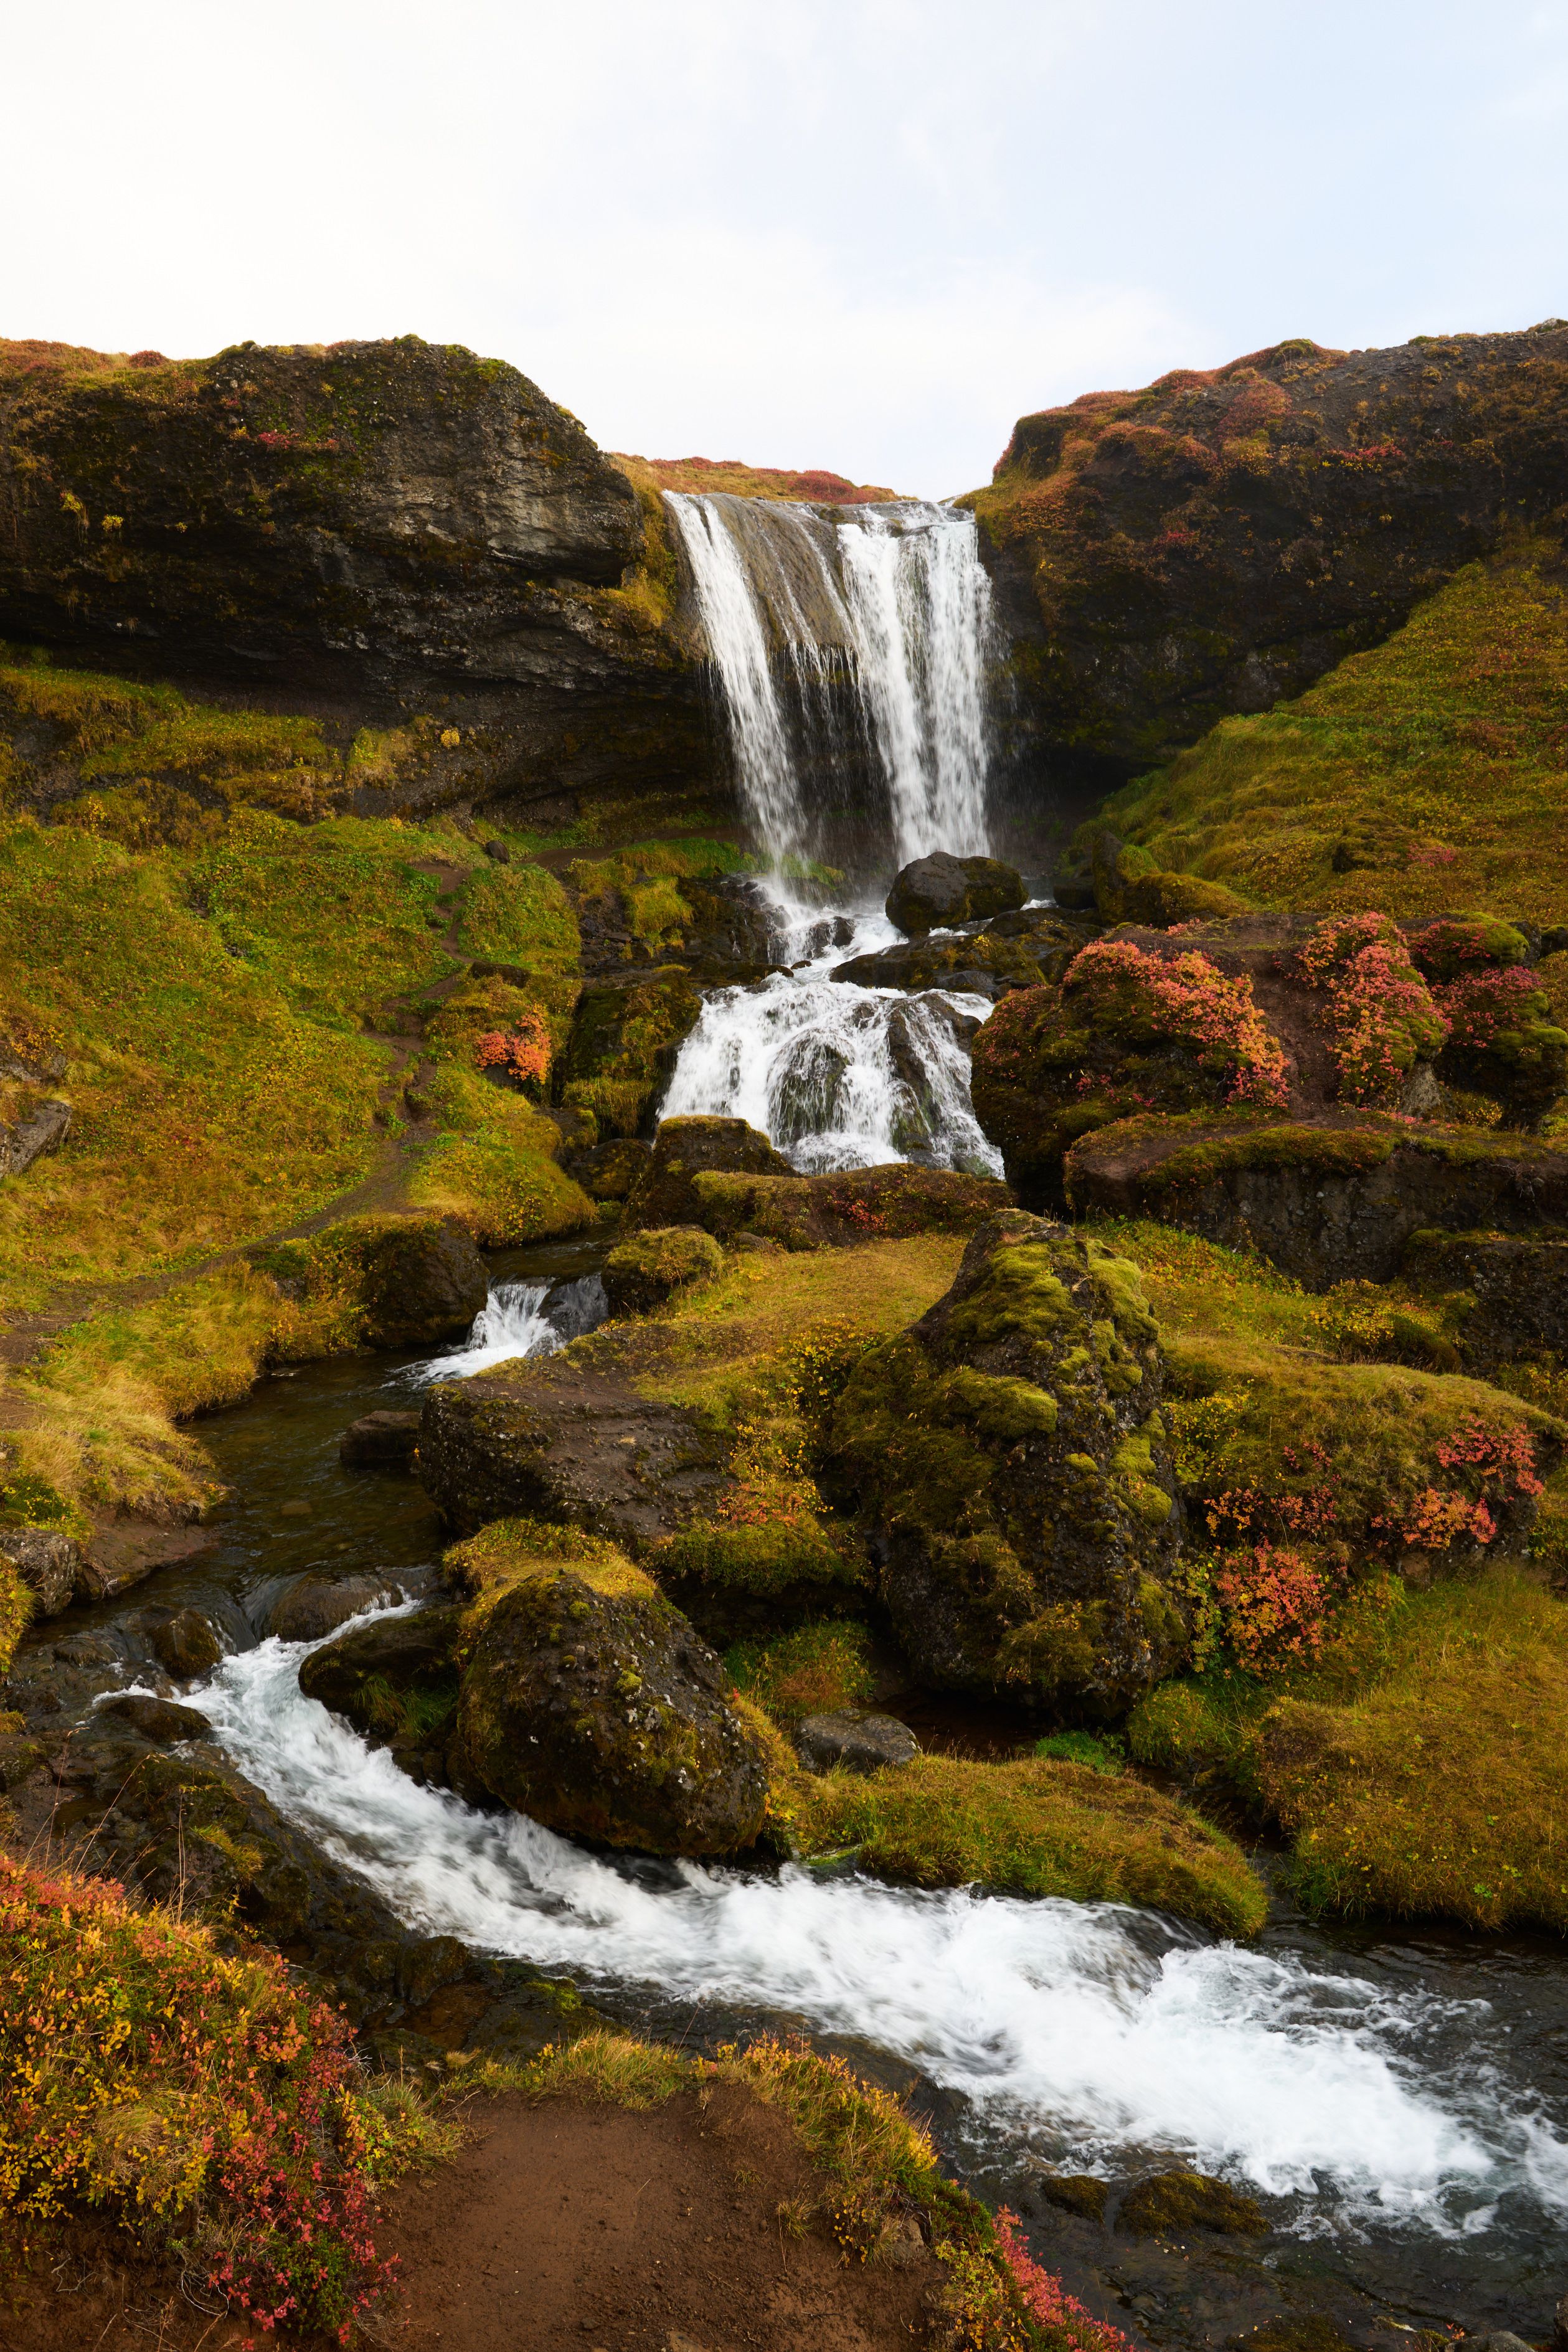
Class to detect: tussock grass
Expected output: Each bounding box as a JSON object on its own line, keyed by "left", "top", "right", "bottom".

{"left": 725, "top": 1622, "right": 875, "bottom": 1726}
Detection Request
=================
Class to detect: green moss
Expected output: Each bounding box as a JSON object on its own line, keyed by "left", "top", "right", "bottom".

{"left": 1098, "top": 532, "right": 1568, "bottom": 922}
{"left": 650, "top": 1511, "right": 864, "bottom": 1600}
{"left": 559, "top": 968, "right": 704, "bottom": 1138}
{"left": 405, "top": 1065, "right": 594, "bottom": 1244}
{"left": 603, "top": 1225, "right": 724, "bottom": 1315}
{"left": 782, "top": 1753, "right": 1267, "bottom": 1936}
{"left": 453, "top": 861, "right": 579, "bottom": 978}
{"left": 1117, "top": 2171, "right": 1267, "bottom": 2237}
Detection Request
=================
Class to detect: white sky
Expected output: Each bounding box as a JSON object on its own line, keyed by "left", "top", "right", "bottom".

{"left": 6, "top": 1, "right": 1568, "bottom": 496}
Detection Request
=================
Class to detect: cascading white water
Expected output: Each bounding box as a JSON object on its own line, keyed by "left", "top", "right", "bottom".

{"left": 661, "top": 902, "right": 1003, "bottom": 1176}
{"left": 392, "top": 1273, "right": 608, "bottom": 1387}
{"left": 665, "top": 492, "right": 995, "bottom": 869}
{"left": 201, "top": 1625, "right": 1568, "bottom": 2237}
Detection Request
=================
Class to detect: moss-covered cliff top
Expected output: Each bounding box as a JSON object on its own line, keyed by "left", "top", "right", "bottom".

{"left": 613, "top": 452, "right": 899, "bottom": 504}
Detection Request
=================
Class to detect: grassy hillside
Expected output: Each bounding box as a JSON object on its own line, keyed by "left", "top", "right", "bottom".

{"left": 1096, "top": 529, "right": 1568, "bottom": 922}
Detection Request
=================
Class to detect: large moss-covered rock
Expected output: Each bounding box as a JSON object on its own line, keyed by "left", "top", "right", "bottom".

{"left": 602, "top": 1226, "right": 724, "bottom": 1315}
{"left": 1066, "top": 1109, "right": 1568, "bottom": 1287}
{"left": 886, "top": 852, "right": 1026, "bottom": 935}
{"left": 966, "top": 325, "right": 1568, "bottom": 771}
{"left": 831, "top": 907, "right": 1088, "bottom": 998}
{"left": 823, "top": 1212, "right": 1185, "bottom": 1709}
{"left": 298, "top": 1606, "right": 463, "bottom": 1787}
{"left": 556, "top": 968, "right": 705, "bottom": 1138}
{"left": 621, "top": 1115, "right": 793, "bottom": 1230}
{"left": 417, "top": 1354, "right": 729, "bottom": 1547}
{"left": 259, "top": 1212, "right": 489, "bottom": 1349}
{"left": 445, "top": 1518, "right": 770, "bottom": 1853}
{"left": 666, "top": 1163, "right": 1012, "bottom": 1251}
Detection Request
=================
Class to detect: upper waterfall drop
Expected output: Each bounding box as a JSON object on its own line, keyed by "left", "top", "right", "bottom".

{"left": 664, "top": 491, "right": 997, "bottom": 871}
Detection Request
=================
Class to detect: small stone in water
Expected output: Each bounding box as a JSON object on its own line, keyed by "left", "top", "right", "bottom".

{"left": 279, "top": 1500, "right": 311, "bottom": 1517}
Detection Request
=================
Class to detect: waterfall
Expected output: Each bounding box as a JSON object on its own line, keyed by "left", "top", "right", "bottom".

{"left": 664, "top": 492, "right": 996, "bottom": 871}
{"left": 392, "top": 1273, "right": 608, "bottom": 1387}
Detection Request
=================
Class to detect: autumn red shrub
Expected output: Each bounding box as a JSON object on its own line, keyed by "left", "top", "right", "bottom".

{"left": 1065, "top": 939, "right": 1288, "bottom": 1107}
{"left": 1297, "top": 912, "right": 1448, "bottom": 1105}
{"left": 475, "top": 1004, "right": 552, "bottom": 1087}
{"left": 993, "top": 2209, "right": 1136, "bottom": 2352}
{"left": 1212, "top": 1544, "right": 1340, "bottom": 1669}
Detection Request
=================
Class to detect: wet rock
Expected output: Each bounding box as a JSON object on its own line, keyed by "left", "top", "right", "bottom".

{"left": 149, "top": 1607, "right": 224, "bottom": 1679}
{"left": 795, "top": 1710, "right": 919, "bottom": 1775}
{"left": 621, "top": 1115, "right": 792, "bottom": 1232}
{"left": 446, "top": 1519, "right": 770, "bottom": 1854}
{"left": 886, "top": 852, "right": 1026, "bottom": 936}
{"left": 418, "top": 1356, "right": 727, "bottom": 1549}
{"left": 96, "top": 1694, "right": 212, "bottom": 1743}
{"left": 339, "top": 1409, "right": 423, "bottom": 1469}
{"left": 823, "top": 1211, "right": 1185, "bottom": 1710}
{"left": 1117, "top": 2168, "right": 1267, "bottom": 2237}
{"left": 833, "top": 910, "right": 1086, "bottom": 997}
{"left": 346, "top": 1217, "right": 489, "bottom": 1349}
{"left": 0, "top": 1096, "right": 72, "bottom": 1178}
{"left": 76, "top": 1520, "right": 220, "bottom": 1603}
{"left": 1037, "top": 2173, "right": 1108, "bottom": 2222}
{"left": 603, "top": 1226, "right": 724, "bottom": 1316}
{"left": 299, "top": 1606, "right": 463, "bottom": 1782}
{"left": 0, "top": 1525, "right": 79, "bottom": 1617}
{"left": 265, "top": 1573, "right": 400, "bottom": 1644}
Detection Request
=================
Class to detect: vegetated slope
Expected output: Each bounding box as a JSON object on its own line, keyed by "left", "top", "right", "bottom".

{"left": 966, "top": 321, "right": 1568, "bottom": 772}
{"left": 613, "top": 451, "right": 900, "bottom": 503}
{"left": 1095, "top": 530, "right": 1568, "bottom": 922}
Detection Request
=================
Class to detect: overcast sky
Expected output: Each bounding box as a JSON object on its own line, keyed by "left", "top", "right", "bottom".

{"left": 7, "top": 2, "right": 1568, "bottom": 495}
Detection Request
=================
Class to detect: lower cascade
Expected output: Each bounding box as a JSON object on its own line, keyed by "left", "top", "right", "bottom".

{"left": 660, "top": 900, "right": 1003, "bottom": 1174}
{"left": 201, "top": 1616, "right": 1568, "bottom": 2236}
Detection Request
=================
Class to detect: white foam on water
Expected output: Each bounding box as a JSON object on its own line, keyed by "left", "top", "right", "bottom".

{"left": 392, "top": 1281, "right": 560, "bottom": 1386}
{"left": 199, "top": 1625, "right": 1568, "bottom": 2237}
{"left": 660, "top": 900, "right": 1002, "bottom": 1176}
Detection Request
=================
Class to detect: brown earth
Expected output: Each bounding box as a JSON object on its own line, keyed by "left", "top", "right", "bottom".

{"left": 3, "top": 2087, "right": 942, "bottom": 2352}
{"left": 373, "top": 2084, "right": 940, "bottom": 2352}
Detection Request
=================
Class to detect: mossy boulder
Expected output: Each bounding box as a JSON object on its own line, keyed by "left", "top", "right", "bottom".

{"left": 1117, "top": 2170, "right": 1267, "bottom": 2237}
{"left": 298, "top": 1607, "right": 463, "bottom": 1788}
{"left": 556, "top": 968, "right": 705, "bottom": 1138}
{"left": 886, "top": 852, "right": 1025, "bottom": 935}
{"left": 970, "top": 927, "right": 1292, "bottom": 1206}
{"left": 831, "top": 907, "right": 1088, "bottom": 999}
{"left": 445, "top": 1518, "right": 770, "bottom": 1853}
{"left": 1065, "top": 1108, "right": 1568, "bottom": 1287}
{"left": 603, "top": 1226, "right": 724, "bottom": 1316}
{"left": 565, "top": 1135, "right": 653, "bottom": 1202}
{"left": 822, "top": 1212, "right": 1186, "bottom": 1709}
{"left": 1086, "top": 830, "right": 1251, "bottom": 927}
{"left": 673, "top": 1164, "right": 1012, "bottom": 1251}
{"left": 1405, "top": 915, "right": 1568, "bottom": 1122}
{"left": 621, "top": 1115, "right": 793, "bottom": 1232}
{"left": 260, "top": 1213, "right": 489, "bottom": 1349}
{"left": 417, "top": 1354, "right": 728, "bottom": 1548}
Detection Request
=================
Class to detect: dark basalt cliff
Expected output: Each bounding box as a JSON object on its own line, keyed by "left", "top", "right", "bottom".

{"left": 967, "top": 321, "right": 1568, "bottom": 775}
{"left": 0, "top": 335, "right": 708, "bottom": 820}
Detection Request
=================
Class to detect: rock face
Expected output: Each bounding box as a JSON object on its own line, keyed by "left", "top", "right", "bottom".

{"left": 824, "top": 1212, "right": 1185, "bottom": 1710}
{"left": 555, "top": 969, "right": 706, "bottom": 1138}
{"left": 886, "top": 852, "right": 1026, "bottom": 935}
{"left": 0, "top": 1526, "right": 78, "bottom": 1617}
{"left": 602, "top": 1226, "right": 724, "bottom": 1316}
{"left": 1065, "top": 1112, "right": 1568, "bottom": 1288}
{"left": 968, "top": 324, "right": 1568, "bottom": 771}
{"left": 621, "top": 1116, "right": 793, "bottom": 1232}
{"left": 655, "top": 1163, "right": 1013, "bottom": 1250}
{"left": 445, "top": 1519, "right": 770, "bottom": 1853}
{"left": 0, "top": 336, "right": 707, "bottom": 819}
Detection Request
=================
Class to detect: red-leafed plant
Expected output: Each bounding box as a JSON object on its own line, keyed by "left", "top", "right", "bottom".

{"left": 1065, "top": 938, "right": 1288, "bottom": 1107}
{"left": 474, "top": 1004, "right": 552, "bottom": 1087}
{"left": 1296, "top": 912, "right": 1447, "bottom": 1105}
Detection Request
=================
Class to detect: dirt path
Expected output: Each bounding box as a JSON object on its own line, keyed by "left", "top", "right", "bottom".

{"left": 374, "top": 2084, "right": 939, "bottom": 2352}
{"left": 7, "top": 2086, "right": 941, "bottom": 2352}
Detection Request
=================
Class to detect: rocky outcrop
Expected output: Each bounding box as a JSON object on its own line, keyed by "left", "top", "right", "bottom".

{"left": 620, "top": 1115, "right": 793, "bottom": 1231}
{"left": 831, "top": 906, "right": 1089, "bottom": 999}
{"left": 602, "top": 1226, "right": 724, "bottom": 1316}
{"left": 0, "top": 1526, "right": 78, "bottom": 1617}
{"left": 344, "top": 1216, "right": 490, "bottom": 1350}
{"left": 967, "top": 324, "right": 1568, "bottom": 772}
{"left": 417, "top": 1354, "right": 729, "bottom": 1548}
{"left": 0, "top": 336, "right": 708, "bottom": 821}
{"left": 444, "top": 1518, "right": 770, "bottom": 1853}
{"left": 555, "top": 968, "right": 704, "bottom": 1138}
{"left": 299, "top": 1605, "right": 463, "bottom": 1787}
{"left": 659, "top": 1163, "right": 1013, "bottom": 1250}
{"left": 0, "top": 1097, "right": 71, "bottom": 1179}
{"left": 886, "top": 852, "right": 1026, "bottom": 935}
{"left": 1065, "top": 1110, "right": 1568, "bottom": 1287}
{"left": 823, "top": 1212, "right": 1186, "bottom": 1711}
